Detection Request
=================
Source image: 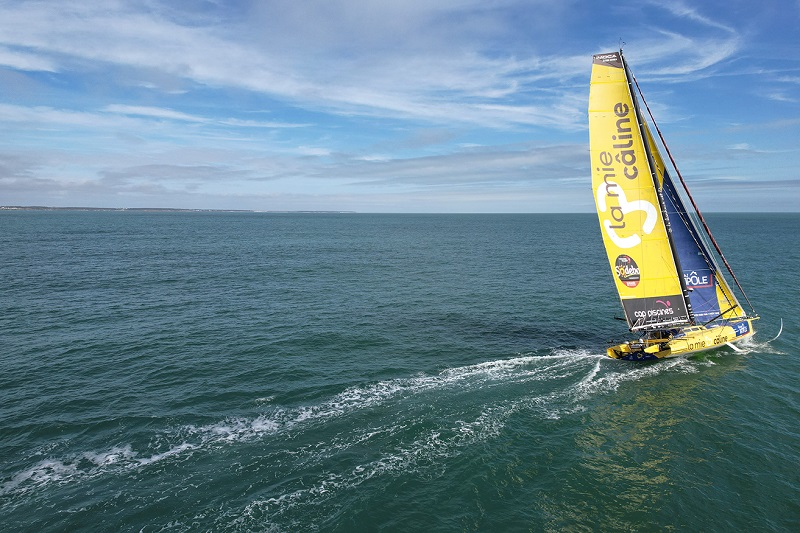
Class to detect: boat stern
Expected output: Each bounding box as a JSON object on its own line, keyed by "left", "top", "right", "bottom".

{"left": 607, "top": 339, "right": 671, "bottom": 361}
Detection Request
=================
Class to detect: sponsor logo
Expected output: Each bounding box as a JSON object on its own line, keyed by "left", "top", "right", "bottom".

{"left": 592, "top": 53, "right": 622, "bottom": 68}
{"left": 596, "top": 182, "right": 657, "bottom": 249}
{"left": 625, "top": 296, "right": 685, "bottom": 324}
{"left": 614, "top": 254, "right": 640, "bottom": 288}
{"left": 594, "top": 53, "right": 618, "bottom": 61}
{"left": 634, "top": 299, "right": 675, "bottom": 320}
{"left": 684, "top": 270, "right": 713, "bottom": 289}
{"left": 632, "top": 307, "right": 675, "bottom": 320}
{"left": 732, "top": 321, "right": 750, "bottom": 336}
{"left": 687, "top": 340, "right": 707, "bottom": 351}
{"left": 595, "top": 101, "right": 658, "bottom": 249}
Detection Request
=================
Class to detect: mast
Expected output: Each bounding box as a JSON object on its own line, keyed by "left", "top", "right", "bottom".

{"left": 619, "top": 50, "right": 695, "bottom": 328}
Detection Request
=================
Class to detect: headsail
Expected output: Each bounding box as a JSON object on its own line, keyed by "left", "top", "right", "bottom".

{"left": 650, "top": 132, "right": 747, "bottom": 323}
{"left": 629, "top": 68, "right": 754, "bottom": 324}
{"left": 589, "top": 52, "right": 691, "bottom": 331}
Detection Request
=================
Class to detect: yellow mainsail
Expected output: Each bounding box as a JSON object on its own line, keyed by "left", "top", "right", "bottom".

{"left": 588, "top": 52, "right": 691, "bottom": 330}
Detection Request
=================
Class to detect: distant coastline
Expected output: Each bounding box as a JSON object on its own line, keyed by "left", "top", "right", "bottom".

{"left": 0, "top": 206, "right": 356, "bottom": 214}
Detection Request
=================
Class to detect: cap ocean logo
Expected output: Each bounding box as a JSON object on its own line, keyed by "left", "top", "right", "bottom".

{"left": 614, "top": 254, "right": 641, "bottom": 288}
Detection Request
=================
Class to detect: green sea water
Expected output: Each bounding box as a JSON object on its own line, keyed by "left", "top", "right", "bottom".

{"left": 1, "top": 212, "right": 797, "bottom": 531}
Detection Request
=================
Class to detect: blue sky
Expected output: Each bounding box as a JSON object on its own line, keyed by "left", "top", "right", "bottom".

{"left": 1, "top": 0, "right": 798, "bottom": 212}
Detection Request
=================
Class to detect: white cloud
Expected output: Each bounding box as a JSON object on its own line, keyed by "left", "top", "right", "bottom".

{"left": 0, "top": 45, "right": 58, "bottom": 72}
{"left": 102, "top": 105, "right": 307, "bottom": 128}
{"left": 103, "top": 105, "right": 208, "bottom": 122}
{"left": 650, "top": 1, "right": 736, "bottom": 34}
{"left": 0, "top": 1, "right": 797, "bottom": 211}
{"left": 0, "top": 0, "right": 586, "bottom": 129}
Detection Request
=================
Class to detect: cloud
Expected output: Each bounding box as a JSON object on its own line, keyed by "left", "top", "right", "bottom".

{"left": 244, "top": 142, "right": 587, "bottom": 189}
{"left": 0, "top": 45, "right": 58, "bottom": 72}
{"left": 0, "top": 1, "right": 745, "bottom": 131}
{"left": 103, "top": 105, "right": 307, "bottom": 128}
{"left": 763, "top": 91, "right": 797, "bottom": 103}
{"left": 0, "top": 152, "right": 40, "bottom": 179}
{"left": 103, "top": 105, "right": 208, "bottom": 123}
{"left": 727, "top": 143, "right": 753, "bottom": 151}
{"left": 0, "top": 1, "right": 797, "bottom": 212}
{"left": 99, "top": 164, "right": 253, "bottom": 185}
{"left": 1, "top": 137, "right": 587, "bottom": 206}
{"left": 0, "top": 1, "right": 587, "bottom": 130}
{"left": 650, "top": 1, "right": 736, "bottom": 34}
{"left": 624, "top": 31, "right": 740, "bottom": 81}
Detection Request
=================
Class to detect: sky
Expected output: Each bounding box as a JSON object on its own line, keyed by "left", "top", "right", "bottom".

{"left": 1, "top": 0, "right": 799, "bottom": 212}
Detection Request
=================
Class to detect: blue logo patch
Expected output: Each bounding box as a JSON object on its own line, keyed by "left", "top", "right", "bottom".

{"left": 732, "top": 321, "right": 750, "bottom": 336}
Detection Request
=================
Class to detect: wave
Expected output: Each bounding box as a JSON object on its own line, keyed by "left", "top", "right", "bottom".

{"left": 731, "top": 334, "right": 787, "bottom": 355}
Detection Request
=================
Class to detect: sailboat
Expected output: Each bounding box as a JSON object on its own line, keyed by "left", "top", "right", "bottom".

{"left": 588, "top": 50, "right": 758, "bottom": 360}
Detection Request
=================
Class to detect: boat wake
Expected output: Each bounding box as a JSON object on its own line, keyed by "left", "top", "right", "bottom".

{"left": 730, "top": 332, "right": 786, "bottom": 355}
{"left": 0, "top": 346, "right": 706, "bottom": 519}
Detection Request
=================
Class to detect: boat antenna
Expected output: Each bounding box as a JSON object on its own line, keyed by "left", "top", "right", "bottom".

{"left": 628, "top": 68, "right": 757, "bottom": 316}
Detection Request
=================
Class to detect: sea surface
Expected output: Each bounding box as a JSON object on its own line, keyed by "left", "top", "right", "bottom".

{"left": 1, "top": 211, "right": 797, "bottom": 532}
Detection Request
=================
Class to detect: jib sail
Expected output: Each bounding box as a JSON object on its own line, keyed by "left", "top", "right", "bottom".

{"left": 646, "top": 126, "right": 747, "bottom": 324}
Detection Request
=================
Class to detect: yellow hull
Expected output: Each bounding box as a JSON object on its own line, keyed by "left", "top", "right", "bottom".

{"left": 607, "top": 319, "right": 757, "bottom": 361}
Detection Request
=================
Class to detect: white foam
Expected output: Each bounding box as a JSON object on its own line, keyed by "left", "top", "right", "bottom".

{"left": 1, "top": 349, "right": 687, "bottom": 500}
{"left": 183, "top": 354, "right": 595, "bottom": 446}
{"left": 249, "top": 402, "right": 511, "bottom": 519}
{"left": 733, "top": 335, "right": 786, "bottom": 355}
{"left": 241, "top": 354, "right": 624, "bottom": 520}
{"left": 254, "top": 395, "right": 276, "bottom": 405}
{"left": 136, "top": 442, "right": 196, "bottom": 465}
{"left": 1, "top": 459, "right": 78, "bottom": 496}
{"left": 82, "top": 445, "right": 136, "bottom": 466}
{"left": 1, "top": 441, "right": 199, "bottom": 496}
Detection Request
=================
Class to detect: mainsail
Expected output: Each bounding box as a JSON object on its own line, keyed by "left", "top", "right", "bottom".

{"left": 589, "top": 51, "right": 691, "bottom": 330}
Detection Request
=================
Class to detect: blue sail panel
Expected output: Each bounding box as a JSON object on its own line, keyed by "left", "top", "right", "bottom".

{"left": 661, "top": 172, "right": 722, "bottom": 322}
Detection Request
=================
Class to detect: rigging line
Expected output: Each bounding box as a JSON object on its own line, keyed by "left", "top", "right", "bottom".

{"left": 628, "top": 68, "right": 757, "bottom": 315}
{"left": 620, "top": 51, "right": 695, "bottom": 324}
{"left": 702, "top": 305, "right": 739, "bottom": 326}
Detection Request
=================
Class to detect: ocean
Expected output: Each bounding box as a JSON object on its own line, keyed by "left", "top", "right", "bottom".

{"left": 1, "top": 211, "right": 797, "bottom": 532}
